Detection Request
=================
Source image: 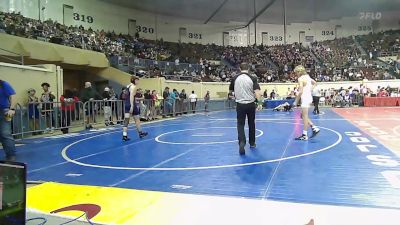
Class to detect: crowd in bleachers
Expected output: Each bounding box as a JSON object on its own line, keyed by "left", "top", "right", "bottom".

{"left": 356, "top": 29, "right": 400, "bottom": 58}
{"left": 311, "top": 37, "right": 361, "bottom": 68}
{"left": 0, "top": 11, "right": 398, "bottom": 83}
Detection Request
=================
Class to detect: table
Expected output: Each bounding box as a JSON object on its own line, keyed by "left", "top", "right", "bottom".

{"left": 364, "top": 97, "right": 400, "bottom": 107}
{"left": 264, "top": 99, "right": 295, "bottom": 109}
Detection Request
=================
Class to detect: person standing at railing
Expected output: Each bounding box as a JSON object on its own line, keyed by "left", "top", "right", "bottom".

{"left": 72, "top": 88, "right": 81, "bottom": 121}
{"left": 204, "top": 91, "right": 210, "bottom": 113}
{"left": 151, "top": 90, "right": 160, "bottom": 119}
{"left": 179, "top": 89, "right": 188, "bottom": 114}
{"left": 60, "top": 90, "right": 79, "bottom": 134}
{"left": 189, "top": 91, "right": 197, "bottom": 113}
{"left": 172, "top": 89, "right": 180, "bottom": 115}
{"left": 27, "top": 88, "right": 40, "bottom": 134}
{"left": 144, "top": 90, "right": 154, "bottom": 120}
{"left": 0, "top": 80, "right": 17, "bottom": 161}
{"left": 80, "top": 82, "right": 101, "bottom": 129}
{"left": 162, "top": 87, "right": 172, "bottom": 117}
{"left": 108, "top": 86, "right": 119, "bottom": 123}
{"left": 122, "top": 76, "right": 148, "bottom": 141}
{"left": 102, "top": 87, "right": 113, "bottom": 126}
{"left": 40, "top": 82, "right": 55, "bottom": 133}
{"left": 170, "top": 89, "right": 178, "bottom": 116}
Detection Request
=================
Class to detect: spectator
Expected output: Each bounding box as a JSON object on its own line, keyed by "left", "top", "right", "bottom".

{"left": 0, "top": 80, "right": 17, "bottom": 161}
{"left": 60, "top": 89, "right": 79, "bottom": 134}
{"left": 102, "top": 87, "right": 113, "bottom": 126}
{"left": 80, "top": 81, "right": 100, "bottom": 129}
{"left": 179, "top": 89, "right": 188, "bottom": 114}
{"left": 162, "top": 87, "right": 172, "bottom": 117}
{"left": 263, "top": 90, "right": 268, "bottom": 98}
{"left": 27, "top": 88, "right": 40, "bottom": 134}
{"left": 144, "top": 89, "right": 154, "bottom": 120}
{"left": 150, "top": 90, "right": 160, "bottom": 120}
{"left": 189, "top": 91, "right": 198, "bottom": 113}
{"left": 343, "top": 91, "right": 352, "bottom": 107}
{"left": 204, "top": 91, "right": 210, "bottom": 112}
{"left": 40, "top": 82, "right": 55, "bottom": 133}
{"left": 270, "top": 90, "right": 276, "bottom": 100}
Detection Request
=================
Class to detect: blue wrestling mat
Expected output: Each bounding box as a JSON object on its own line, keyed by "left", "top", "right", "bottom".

{"left": 14, "top": 109, "right": 400, "bottom": 209}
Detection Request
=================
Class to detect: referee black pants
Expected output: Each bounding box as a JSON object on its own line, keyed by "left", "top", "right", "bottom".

{"left": 236, "top": 102, "right": 256, "bottom": 146}
{"left": 313, "top": 96, "right": 320, "bottom": 114}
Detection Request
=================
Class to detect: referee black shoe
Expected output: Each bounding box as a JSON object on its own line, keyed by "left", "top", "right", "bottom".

{"left": 239, "top": 142, "right": 245, "bottom": 155}
{"left": 250, "top": 143, "right": 257, "bottom": 148}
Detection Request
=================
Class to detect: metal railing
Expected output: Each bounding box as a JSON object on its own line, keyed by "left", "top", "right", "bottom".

{"left": 83, "top": 100, "right": 125, "bottom": 128}
{"left": 11, "top": 99, "right": 235, "bottom": 138}
{"left": 13, "top": 101, "right": 84, "bottom": 138}
{"left": 160, "top": 99, "right": 235, "bottom": 117}
{"left": 110, "top": 55, "right": 205, "bottom": 77}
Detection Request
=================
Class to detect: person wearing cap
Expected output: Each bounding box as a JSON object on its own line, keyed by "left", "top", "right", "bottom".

{"left": 0, "top": 80, "right": 16, "bottom": 161}
{"left": 229, "top": 63, "right": 261, "bottom": 155}
{"left": 27, "top": 88, "right": 40, "bottom": 134}
{"left": 40, "top": 82, "right": 56, "bottom": 133}
{"left": 102, "top": 87, "right": 113, "bottom": 126}
{"left": 293, "top": 65, "right": 320, "bottom": 140}
{"left": 122, "top": 76, "right": 148, "bottom": 141}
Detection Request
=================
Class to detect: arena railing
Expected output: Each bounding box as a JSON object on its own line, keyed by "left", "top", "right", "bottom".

{"left": 113, "top": 56, "right": 204, "bottom": 73}
{"left": 82, "top": 100, "right": 125, "bottom": 129}
{"left": 11, "top": 99, "right": 235, "bottom": 138}
{"left": 12, "top": 101, "right": 85, "bottom": 138}
{"left": 157, "top": 99, "right": 235, "bottom": 117}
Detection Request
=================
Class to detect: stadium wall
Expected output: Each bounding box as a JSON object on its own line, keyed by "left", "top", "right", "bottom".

{"left": 1, "top": 0, "right": 399, "bottom": 47}
{"left": 0, "top": 63, "right": 62, "bottom": 105}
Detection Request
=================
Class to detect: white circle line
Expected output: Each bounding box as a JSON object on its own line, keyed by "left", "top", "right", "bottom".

{"left": 61, "top": 122, "right": 342, "bottom": 171}
{"left": 393, "top": 125, "right": 400, "bottom": 137}
{"left": 155, "top": 127, "right": 264, "bottom": 145}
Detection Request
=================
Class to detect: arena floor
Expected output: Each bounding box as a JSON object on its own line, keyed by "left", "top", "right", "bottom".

{"left": 19, "top": 107, "right": 400, "bottom": 225}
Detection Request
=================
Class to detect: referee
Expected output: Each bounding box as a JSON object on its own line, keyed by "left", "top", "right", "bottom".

{"left": 229, "top": 63, "right": 262, "bottom": 155}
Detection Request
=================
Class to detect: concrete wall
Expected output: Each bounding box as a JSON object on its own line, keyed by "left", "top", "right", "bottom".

{"left": 0, "top": 63, "right": 62, "bottom": 105}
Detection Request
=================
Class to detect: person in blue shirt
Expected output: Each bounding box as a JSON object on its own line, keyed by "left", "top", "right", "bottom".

{"left": 170, "top": 89, "right": 177, "bottom": 114}
{"left": 0, "top": 80, "right": 17, "bottom": 161}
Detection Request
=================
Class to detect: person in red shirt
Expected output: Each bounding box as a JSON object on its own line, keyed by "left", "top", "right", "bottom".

{"left": 377, "top": 88, "right": 388, "bottom": 97}
{"left": 60, "top": 89, "right": 80, "bottom": 134}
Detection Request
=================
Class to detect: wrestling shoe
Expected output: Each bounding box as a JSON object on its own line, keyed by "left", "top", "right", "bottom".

{"left": 310, "top": 128, "right": 320, "bottom": 138}
{"left": 295, "top": 134, "right": 308, "bottom": 141}
{"left": 139, "top": 131, "right": 148, "bottom": 139}
{"left": 122, "top": 136, "right": 130, "bottom": 141}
